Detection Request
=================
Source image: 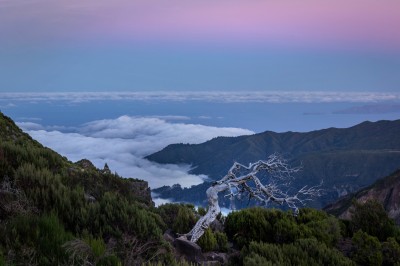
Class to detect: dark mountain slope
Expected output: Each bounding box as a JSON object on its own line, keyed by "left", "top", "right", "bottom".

{"left": 148, "top": 120, "right": 400, "bottom": 208}
{"left": 324, "top": 168, "right": 400, "bottom": 224}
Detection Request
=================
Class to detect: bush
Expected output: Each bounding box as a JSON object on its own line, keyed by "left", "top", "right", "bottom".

{"left": 382, "top": 237, "right": 400, "bottom": 266}
{"left": 197, "top": 206, "right": 207, "bottom": 216}
{"left": 351, "top": 230, "right": 382, "bottom": 266}
{"left": 243, "top": 239, "right": 354, "bottom": 266}
{"left": 157, "top": 203, "right": 196, "bottom": 234}
{"left": 62, "top": 236, "right": 122, "bottom": 266}
{"left": 224, "top": 207, "right": 278, "bottom": 247}
{"left": 225, "top": 207, "right": 342, "bottom": 248}
{"left": 87, "top": 192, "right": 164, "bottom": 240}
{"left": 0, "top": 250, "right": 5, "bottom": 266}
{"left": 350, "top": 200, "right": 396, "bottom": 241}
{"left": 197, "top": 228, "right": 217, "bottom": 252}
{"left": 1, "top": 213, "right": 73, "bottom": 266}
{"left": 215, "top": 231, "right": 228, "bottom": 252}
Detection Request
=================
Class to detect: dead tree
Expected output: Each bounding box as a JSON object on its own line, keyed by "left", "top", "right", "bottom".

{"left": 184, "top": 154, "right": 322, "bottom": 243}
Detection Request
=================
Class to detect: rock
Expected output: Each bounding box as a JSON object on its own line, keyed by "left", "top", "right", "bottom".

{"left": 102, "top": 163, "right": 111, "bottom": 174}
{"left": 75, "top": 159, "right": 96, "bottom": 171}
{"left": 204, "top": 252, "right": 227, "bottom": 265}
{"left": 129, "top": 179, "right": 154, "bottom": 207}
{"left": 174, "top": 236, "right": 204, "bottom": 263}
{"left": 163, "top": 229, "right": 175, "bottom": 244}
{"left": 84, "top": 193, "right": 96, "bottom": 203}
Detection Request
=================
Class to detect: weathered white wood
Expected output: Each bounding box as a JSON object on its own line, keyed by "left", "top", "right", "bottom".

{"left": 184, "top": 154, "right": 322, "bottom": 243}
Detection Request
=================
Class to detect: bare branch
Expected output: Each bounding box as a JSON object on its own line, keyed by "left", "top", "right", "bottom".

{"left": 184, "top": 154, "right": 322, "bottom": 243}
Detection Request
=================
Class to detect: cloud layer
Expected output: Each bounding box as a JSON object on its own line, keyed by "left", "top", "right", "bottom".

{"left": 3, "top": 91, "right": 400, "bottom": 104}
{"left": 18, "top": 116, "right": 253, "bottom": 188}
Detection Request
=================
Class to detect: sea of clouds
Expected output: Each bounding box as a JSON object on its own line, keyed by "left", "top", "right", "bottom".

{"left": 2, "top": 91, "right": 400, "bottom": 103}
{"left": 6, "top": 90, "right": 400, "bottom": 191}
{"left": 18, "top": 115, "right": 253, "bottom": 188}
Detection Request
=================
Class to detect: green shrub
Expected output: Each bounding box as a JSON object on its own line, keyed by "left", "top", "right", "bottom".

{"left": 351, "top": 230, "right": 382, "bottom": 266}
{"left": 87, "top": 192, "right": 164, "bottom": 240}
{"left": 350, "top": 200, "right": 396, "bottom": 241}
{"left": 273, "top": 217, "right": 301, "bottom": 243}
{"left": 197, "top": 228, "right": 217, "bottom": 252}
{"left": 2, "top": 213, "right": 73, "bottom": 266}
{"left": 225, "top": 207, "right": 342, "bottom": 248}
{"left": 197, "top": 206, "right": 207, "bottom": 216}
{"left": 215, "top": 231, "right": 229, "bottom": 252}
{"left": 157, "top": 203, "right": 196, "bottom": 234}
{"left": 243, "top": 239, "right": 354, "bottom": 266}
{"left": 225, "top": 207, "right": 277, "bottom": 247}
{"left": 382, "top": 237, "right": 400, "bottom": 266}
{"left": 0, "top": 249, "right": 5, "bottom": 266}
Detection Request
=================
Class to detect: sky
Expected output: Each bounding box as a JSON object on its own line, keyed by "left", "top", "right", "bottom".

{"left": 1, "top": 0, "right": 400, "bottom": 190}
{"left": 0, "top": 0, "right": 399, "bottom": 92}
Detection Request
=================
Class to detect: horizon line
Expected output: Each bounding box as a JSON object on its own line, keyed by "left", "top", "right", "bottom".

{"left": 1, "top": 90, "right": 400, "bottom": 104}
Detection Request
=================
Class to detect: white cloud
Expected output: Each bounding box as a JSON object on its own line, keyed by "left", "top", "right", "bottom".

{"left": 16, "top": 122, "right": 44, "bottom": 131}
{"left": 20, "top": 116, "right": 253, "bottom": 188}
{"left": 2, "top": 91, "right": 400, "bottom": 104}
{"left": 152, "top": 196, "right": 173, "bottom": 207}
{"left": 16, "top": 122, "right": 76, "bottom": 132}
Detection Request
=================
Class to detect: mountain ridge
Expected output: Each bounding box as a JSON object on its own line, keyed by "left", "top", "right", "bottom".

{"left": 148, "top": 119, "right": 400, "bottom": 208}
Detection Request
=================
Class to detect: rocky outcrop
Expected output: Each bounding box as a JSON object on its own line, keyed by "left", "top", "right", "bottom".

{"left": 128, "top": 179, "right": 154, "bottom": 207}
{"left": 324, "top": 169, "right": 400, "bottom": 224}
{"left": 75, "top": 159, "right": 97, "bottom": 171}
{"left": 174, "top": 236, "right": 204, "bottom": 263}
{"left": 73, "top": 159, "right": 154, "bottom": 206}
{"left": 203, "top": 252, "right": 228, "bottom": 265}
{"left": 164, "top": 231, "right": 232, "bottom": 265}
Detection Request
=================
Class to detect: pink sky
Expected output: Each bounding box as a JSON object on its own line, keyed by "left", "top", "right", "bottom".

{"left": 1, "top": 0, "right": 400, "bottom": 51}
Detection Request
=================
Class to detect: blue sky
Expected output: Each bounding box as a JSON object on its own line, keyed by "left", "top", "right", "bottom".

{"left": 1, "top": 46, "right": 399, "bottom": 92}
{"left": 0, "top": 0, "right": 399, "bottom": 92}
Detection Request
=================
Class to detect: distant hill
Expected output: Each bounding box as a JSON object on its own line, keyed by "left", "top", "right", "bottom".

{"left": 148, "top": 120, "right": 400, "bottom": 208}
{"left": 324, "top": 168, "right": 400, "bottom": 225}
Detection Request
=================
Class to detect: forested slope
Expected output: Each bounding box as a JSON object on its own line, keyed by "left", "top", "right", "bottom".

{"left": 0, "top": 112, "right": 169, "bottom": 265}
